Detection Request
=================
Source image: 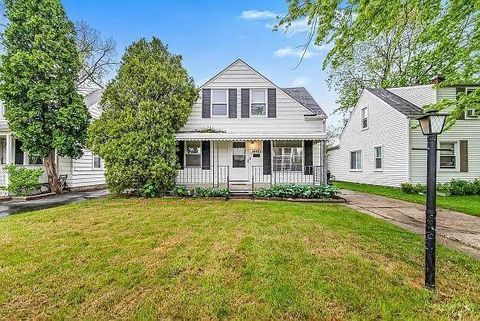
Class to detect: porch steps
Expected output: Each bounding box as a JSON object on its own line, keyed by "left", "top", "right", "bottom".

{"left": 229, "top": 181, "right": 253, "bottom": 199}
{"left": 228, "top": 192, "right": 253, "bottom": 200}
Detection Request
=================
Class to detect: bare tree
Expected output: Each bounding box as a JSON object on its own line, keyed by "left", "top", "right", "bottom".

{"left": 75, "top": 21, "right": 116, "bottom": 91}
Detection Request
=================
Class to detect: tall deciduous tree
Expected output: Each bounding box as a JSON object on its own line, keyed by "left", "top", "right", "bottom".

{"left": 0, "top": 0, "right": 91, "bottom": 193}
{"left": 278, "top": 0, "right": 479, "bottom": 123}
{"left": 75, "top": 21, "right": 116, "bottom": 90}
{"left": 88, "top": 38, "right": 198, "bottom": 196}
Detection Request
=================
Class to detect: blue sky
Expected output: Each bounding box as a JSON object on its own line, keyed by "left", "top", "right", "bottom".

{"left": 62, "top": 0, "right": 340, "bottom": 125}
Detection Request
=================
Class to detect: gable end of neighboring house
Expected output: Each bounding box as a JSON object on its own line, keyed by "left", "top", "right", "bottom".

{"left": 0, "top": 88, "right": 106, "bottom": 191}
{"left": 409, "top": 84, "right": 480, "bottom": 184}
{"left": 328, "top": 89, "right": 421, "bottom": 187}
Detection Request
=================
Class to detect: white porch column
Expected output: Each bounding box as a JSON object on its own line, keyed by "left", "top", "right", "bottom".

{"left": 4, "top": 134, "right": 12, "bottom": 187}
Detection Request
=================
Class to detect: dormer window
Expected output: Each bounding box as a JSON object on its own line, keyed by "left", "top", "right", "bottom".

{"left": 250, "top": 89, "right": 267, "bottom": 117}
{"left": 211, "top": 89, "right": 228, "bottom": 116}
{"left": 361, "top": 107, "right": 368, "bottom": 129}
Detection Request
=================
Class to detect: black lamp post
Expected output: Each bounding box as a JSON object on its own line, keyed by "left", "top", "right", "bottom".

{"left": 416, "top": 111, "right": 448, "bottom": 291}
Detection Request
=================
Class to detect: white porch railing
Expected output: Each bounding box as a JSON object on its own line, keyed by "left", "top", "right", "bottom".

{"left": 251, "top": 166, "right": 327, "bottom": 191}
{"left": 176, "top": 166, "right": 229, "bottom": 188}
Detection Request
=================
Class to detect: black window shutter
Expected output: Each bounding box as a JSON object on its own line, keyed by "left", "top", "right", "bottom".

{"left": 176, "top": 141, "right": 184, "bottom": 169}
{"left": 460, "top": 140, "right": 468, "bottom": 172}
{"left": 268, "top": 88, "right": 276, "bottom": 118}
{"left": 228, "top": 89, "right": 237, "bottom": 118}
{"left": 14, "top": 139, "right": 25, "bottom": 165}
{"left": 202, "top": 141, "right": 210, "bottom": 170}
{"left": 263, "top": 140, "right": 271, "bottom": 175}
{"left": 202, "top": 89, "right": 211, "bottom": 118}
{"left": 304, "top": 140, "right": 313, "bottom": 175}
{"left": 241, "top": 89, "right": 250, "bottom": 118}
{"left": 456, "top": 87, "right": 466, "bottom": 120}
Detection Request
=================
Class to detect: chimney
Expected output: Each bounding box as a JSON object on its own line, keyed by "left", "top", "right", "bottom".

{"left": 431, "top": 75, "right": 445, "bottom": 84}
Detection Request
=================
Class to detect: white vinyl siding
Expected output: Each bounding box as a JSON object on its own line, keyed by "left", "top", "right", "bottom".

{"left": 328, "top": 90, "right": 409, "bottom": 187}
{"left": 410, "top": 119, "right": 480, "bottom": 183}
{"left": 180, "top": 60, "right": 326, "bottom": 135}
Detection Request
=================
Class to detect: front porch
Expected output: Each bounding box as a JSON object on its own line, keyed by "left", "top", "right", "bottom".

{"left": 175, "top": 137, "right": 327, "bottom": 193}
{"left": 0, "top": 133, "right": 47, "bottom": 188}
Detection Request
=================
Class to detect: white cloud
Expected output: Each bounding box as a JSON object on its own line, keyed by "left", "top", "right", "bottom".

{"left": 240, "top": 10, "right": 279, "bottom": 20}
{"left": 292, "top": 76, "right": 310, "bottom": 87}
{"left": 273, "top": 47, "right": 317, "bottom": 59}
{"left": 278, "top": 18, "right": 311, "bottom": 37}
{"left": 273, "top": 44, "right": 332, "bottom": 59}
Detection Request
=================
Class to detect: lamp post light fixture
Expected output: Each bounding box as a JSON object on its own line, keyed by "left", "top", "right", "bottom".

{"left": 416, "top": 111, "right": 448, "bottom": 291}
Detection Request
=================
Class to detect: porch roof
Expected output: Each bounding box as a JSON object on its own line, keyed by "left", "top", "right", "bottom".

{"left": 175, "top": 132, "right": 327, "bottom": 141}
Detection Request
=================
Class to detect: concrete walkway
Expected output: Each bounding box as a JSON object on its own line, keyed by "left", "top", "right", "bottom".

{"left": 0, "top": 189, "right": 108, "bottom": 218}
{"left": 341, "top": 190, "right": 480, "bottom": 259}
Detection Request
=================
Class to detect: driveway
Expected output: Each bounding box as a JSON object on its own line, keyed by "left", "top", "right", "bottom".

{"left": 0, "top": 189, "right": 108, "bottom": 218}
{"left": 341, "top": 190, "right": 480, "bottom": 259}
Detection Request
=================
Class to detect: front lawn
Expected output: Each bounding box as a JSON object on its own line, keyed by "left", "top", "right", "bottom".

{"left": 335, "top": 181, "right": 480, "bottom": 217}
{"left": 1, "top": 198, "right": 479, "bottom": 320}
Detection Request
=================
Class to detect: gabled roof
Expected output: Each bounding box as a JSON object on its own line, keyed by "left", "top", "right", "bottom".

{"left": 367, "top": 88, "right": 424, "bottom": 117}
{"left": 282, "top": 87, "right": 327, "bottom": 117}
{"left": 201, "top": 59, "right": 327, "bottom": 118}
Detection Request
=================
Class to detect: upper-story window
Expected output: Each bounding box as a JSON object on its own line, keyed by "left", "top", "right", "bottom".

{"left": 93, "top": 154, "right": 102, "bottom": 169}
{"left": 465, "top": 88, "right": 478, "bottom": 119}
{"left": 361, "top": 107, "right": 368, "bottom": 129}
{"left": 211, "top": 89, "right": 228, "bottom": 116}
{"left": 250, "top": 89, "right": 267, "bottom": 117}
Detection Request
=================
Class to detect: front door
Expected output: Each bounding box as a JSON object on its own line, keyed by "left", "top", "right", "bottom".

{"left": 230, "top": 141, "right": 248, "bottom": 181}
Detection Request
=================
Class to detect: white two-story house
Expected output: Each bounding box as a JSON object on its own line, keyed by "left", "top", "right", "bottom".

{"left": 175, "top": 59, "right": 328, "bottom": 191}
{"left": 328, "top": 83, "right": 479, "bottom": 187}
{"left": 0, "top": 89, "right": 106, "bottom": 191}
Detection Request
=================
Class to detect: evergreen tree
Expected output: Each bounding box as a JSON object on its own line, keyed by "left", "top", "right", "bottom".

{"left": 88, "top": 38, "right": 198, "bottom": 196}
{"left": 0, "top": 0, "right": 90, "bottom": 193}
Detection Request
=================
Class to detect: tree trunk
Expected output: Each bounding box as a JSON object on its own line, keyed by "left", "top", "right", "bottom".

{"left": 44, "top": 150, "right": 61, "bottom": 194}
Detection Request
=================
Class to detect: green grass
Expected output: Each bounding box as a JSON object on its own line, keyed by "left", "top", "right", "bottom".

{"left": 334, "top": 181, "right": 480, "bottom": 217}
{"left": 1, "top": 198, "right": 479, "bottom": 320}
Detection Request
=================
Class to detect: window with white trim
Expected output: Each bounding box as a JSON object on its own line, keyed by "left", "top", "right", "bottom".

{"left": 211, "top": 89, "right": 228, "bottom": 116}
{"left": 361, "top": 107, "right": 368, "bottom": 129}
{"left": 439, "top": 142, "right": 456, "bottom": 169}
{"left": 93, "top": 154, "right": 102, "bottom": 169}
{"left": 273, "top": 141, "right": 303, "bottom": 171}
{"left": 350, "top": 150, "right": 362, "bottom": 170}
{"left": 466, "top": 109, "right": 477, "bottom": 118}
{"left": 185, "top": 141, "right": 202, "bottom": 167}
{"left": 465, "top": 88, "right": 478, "bottom": 118}
{"left": 374, "top": 146, "right": 383, "bottom": 170}
{"left": 250, "top": 89, "right": 266, "bottom": 116}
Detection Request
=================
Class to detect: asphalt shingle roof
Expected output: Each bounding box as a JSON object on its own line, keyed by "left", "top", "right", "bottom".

{"left": 367, "top": 88, "right": 424, "bottom": 117}
{"left": 282, "top": 87, "right": 327, "bottom": 117}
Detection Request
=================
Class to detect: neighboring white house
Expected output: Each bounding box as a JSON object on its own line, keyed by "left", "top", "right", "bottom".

{"left": 0, "top": 89, "right": 106, "bottom": 191}
{"left": 175, "top": 59, "right": 328, "bottom": 191}
{"left": 328, "top": 83, "right": 479, "bottom": 187}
